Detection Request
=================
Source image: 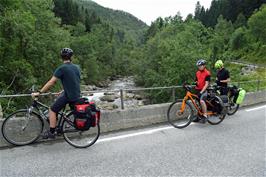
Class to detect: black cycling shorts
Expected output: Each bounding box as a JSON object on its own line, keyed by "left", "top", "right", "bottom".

{"left": 50, "top": 93, "right": 75, "bottom": 113}
{"left": 196, "top": 90, "right": 208, "bottom": 101}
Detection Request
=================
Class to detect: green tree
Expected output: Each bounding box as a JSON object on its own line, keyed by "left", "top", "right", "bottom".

{"left": 234, "top": 13, "right": 247, "bottom": 28}
{"left": 210, "top": 15, "right": 234, "bottom": 64}
{"left": 230, "top": 27, "right": 247, "bottom": 50}
{"left": 248, "top": 5, "right": 266, "bottom": 44}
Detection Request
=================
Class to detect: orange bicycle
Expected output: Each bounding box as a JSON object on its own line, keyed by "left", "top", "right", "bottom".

{"left": 167, "top": 84, "right": 227, "bottom": 129}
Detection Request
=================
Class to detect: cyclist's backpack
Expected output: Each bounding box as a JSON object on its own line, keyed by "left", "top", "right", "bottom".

{"left": 73, "top": 98, "right": 101, "bottom": 131}
{"left": 236, "top": 88, "right": 246, "bottom": 104}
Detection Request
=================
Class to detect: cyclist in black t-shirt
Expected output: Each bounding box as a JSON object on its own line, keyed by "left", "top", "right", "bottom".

{"left": 32, "top": 48, "right": 81, "bottom": 139}
{"left": 215, "top": 60, "right": 230, "bottom": 95}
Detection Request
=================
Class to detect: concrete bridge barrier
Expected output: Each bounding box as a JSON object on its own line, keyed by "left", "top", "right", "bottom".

{"left": 0, "top": 90, "right": 265, "bottom": 148}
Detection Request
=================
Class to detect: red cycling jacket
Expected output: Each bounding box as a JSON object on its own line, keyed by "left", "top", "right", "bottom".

{"left": 195, "top": 68, "right": 211, "bottom": 91}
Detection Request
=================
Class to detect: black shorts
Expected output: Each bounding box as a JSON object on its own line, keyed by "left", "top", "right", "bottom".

{"left": 50, "top": 94, "right": 76, "bottom": 113}
{"left": 196, "top": 90, "right": 208, "bottom": 101}
{"left": 200, "top": 91, "right": 208, "bottom": 101}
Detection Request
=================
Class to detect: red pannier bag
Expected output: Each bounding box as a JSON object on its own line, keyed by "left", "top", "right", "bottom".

{"left": 73, "top": 98, "right": 100, "bottom": 130}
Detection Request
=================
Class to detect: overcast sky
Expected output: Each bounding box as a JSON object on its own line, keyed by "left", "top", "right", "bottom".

{"left": 92, "top": 0, "right": 212, "bottom": 25}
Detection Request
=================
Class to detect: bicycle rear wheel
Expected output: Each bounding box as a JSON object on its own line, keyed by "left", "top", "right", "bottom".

{"left": 167, "top": 99, "right": 194, "bottom": 129}
{"left": 207, "top": 96, "right": 226, "bottom": 125}
{"left": 227, "top": 96, "right": 239, "bottom": 115}
{"left": 1, "top": 109, "right": 44, "bottom": 146}
{"left": 62, "top": 114, "right": 100, "bottom": 148}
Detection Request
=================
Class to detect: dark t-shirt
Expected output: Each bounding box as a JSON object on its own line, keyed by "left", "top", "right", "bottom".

{"left": 54, "top": 63, "right": 81, "bottom": 101}
{"left": 216, "top": 68, "right": 230, "bottom": 87}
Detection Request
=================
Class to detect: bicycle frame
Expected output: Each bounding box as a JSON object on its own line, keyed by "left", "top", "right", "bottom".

{"left": 180, "top": 90, "right": 216, "bottom": 116}
{"left": 28, "top": 99, "right": 76, "bottom": 134}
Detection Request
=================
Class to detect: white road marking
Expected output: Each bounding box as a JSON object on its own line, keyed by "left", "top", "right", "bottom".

{"left": 245, "top": 105, "right": 266, "bottom": 112}
{"left": 96, "top": 105, "right": 265, "bottom": 144}
{"left": 97, "top": 126, "right": 174, "bottom": 143}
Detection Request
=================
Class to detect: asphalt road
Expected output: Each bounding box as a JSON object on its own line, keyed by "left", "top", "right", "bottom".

{"left": 1, "top": 104, "right": 265, "bottom": 177}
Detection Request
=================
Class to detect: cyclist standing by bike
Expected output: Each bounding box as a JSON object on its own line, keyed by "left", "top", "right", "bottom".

{"left": 32, "top": 48, "right": 81, "bottom": 139}
{"left": 195, "top": 59, "right": 211, "bottom": 123}
{"left": 215, "top": 60, "right": 230, "bottom": 95}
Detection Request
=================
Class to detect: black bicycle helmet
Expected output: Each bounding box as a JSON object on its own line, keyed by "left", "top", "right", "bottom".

{"left": 196, "top": 59, "right": 206, "bottom": 66}
{"left": 60, "top": 48, "right": 73, "bottom": 59}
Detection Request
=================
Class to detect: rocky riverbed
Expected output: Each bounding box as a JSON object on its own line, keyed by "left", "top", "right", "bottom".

{"left": 81, "top": 77, "right": 146, "bottom": 110}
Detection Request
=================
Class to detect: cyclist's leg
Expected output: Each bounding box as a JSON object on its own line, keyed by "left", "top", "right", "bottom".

{"left": 49, "top": 111, "right": 57, "bottom": 129}
{"left": 50, "top": 93, "right": 69, "bottom": 126}
{"left": 200, "top": 91, "right": 208, "bottom": 117}
{"left": 44, "top": 93, "right": 68, "bottom": 138}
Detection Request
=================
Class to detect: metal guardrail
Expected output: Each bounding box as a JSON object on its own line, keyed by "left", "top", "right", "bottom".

{"left": 0, "top": 79, "right": 265, "bottom": 110}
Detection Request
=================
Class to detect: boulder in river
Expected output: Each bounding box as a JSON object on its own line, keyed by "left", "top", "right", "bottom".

{"left": 104, "top": 92, "right": 115, "bottom": 96}
{"left": 133, "top": 94, "right": 143, "bottom": 100}
{"left": 110, "top": 75, "right": 122, "bottom": 81}
{"left": 100, "top": 95, "right": 116, "bottom": 102}
{"left": 241, "top": 65, "right": 257, "bottom": 75}
{"left": 138, "top": 101, "right": 144, "bottom": 106}
{"left": 126, "top": 93, "right": 135, "bottom": 99}
{"left": 89, "top": 85, "right": 98, "bottom": 90}
{"left": 98, "top": 103, "right": 119, "bottom": 110}
{"left": 97, "top": 81, "right": 110, "bottom": 88}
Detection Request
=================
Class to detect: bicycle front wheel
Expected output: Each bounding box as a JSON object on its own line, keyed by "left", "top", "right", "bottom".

{"left": 1, "top": 110, "right": 44, "bottom": 146}
{"left": 167, "top": 100, "right": 194, "bottom": 129}
{"left": 62, "top": 114, "right": 100, "bottom": 148}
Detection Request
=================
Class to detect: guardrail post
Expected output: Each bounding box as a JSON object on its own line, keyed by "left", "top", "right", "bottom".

{"left": 172, "top": 87, "right": 176, "bottom": 101}
{"left": 120, "top": 89, "right": 124, "bottom": 110}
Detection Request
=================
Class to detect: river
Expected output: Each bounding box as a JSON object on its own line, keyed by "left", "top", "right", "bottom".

{"left": 84, "top": 76, "right": 143, "bottom": 110}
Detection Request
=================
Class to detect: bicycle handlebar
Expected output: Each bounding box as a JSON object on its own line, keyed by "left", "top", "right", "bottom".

{"left": 208, "top": 84, "right": 227, "bottom": 91}
{"left": 182, "top": 83, "right": 193, "bottom": 92}
{"left": 182, "top": 83, "right": 225, "bottom": 93}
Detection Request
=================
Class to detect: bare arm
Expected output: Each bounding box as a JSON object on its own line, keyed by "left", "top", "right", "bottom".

{"left": 200, "top": 81, "right": 209, "bottom": 93}
{"left": 40, "top": 76, "right": 58, "bottom": 93}
{"left": 220, "top": 78, "right": 230, "bottom": 83}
